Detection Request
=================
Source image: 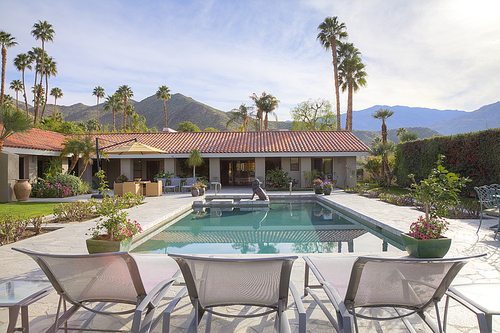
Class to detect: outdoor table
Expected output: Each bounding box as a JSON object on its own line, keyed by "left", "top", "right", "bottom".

{"left": 0, "top": 280, "right": 52, "bottom": 333}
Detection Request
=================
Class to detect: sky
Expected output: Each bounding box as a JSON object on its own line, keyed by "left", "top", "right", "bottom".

{"left": 1, "top": 0, "right": 499, "bottom": 121}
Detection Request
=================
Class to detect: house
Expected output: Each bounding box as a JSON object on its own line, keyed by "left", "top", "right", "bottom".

{"left": 1, "top": 129, "right": 370, "bottom": 202}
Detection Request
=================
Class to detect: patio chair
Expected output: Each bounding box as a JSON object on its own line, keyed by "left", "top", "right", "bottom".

{"left": 474, "top": 185, "right": 500, "bottom": 234}
{"left": 156, "top": 178, "right": 166, "bottom": 193}
{"left": 13, "top": 248, "right": 180, "bottom": 333}
{"left": 164, "top": 177, "right": 181, "bottom": 193}
{"left": 164, "top": 254, "right": 306, "bottom": 333}
{"left": 181, "top": 178, "right": 197, "bottom": 193}
{"left": 303, "top": 254, "right": 485, "bottom": 333}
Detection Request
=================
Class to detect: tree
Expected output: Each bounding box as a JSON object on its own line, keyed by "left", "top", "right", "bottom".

{"left": 338, "top": 42, "right": 367, "bottom": 131}
{"left": 49, "top": 87, "right": 62, "bottom": 120}
{"left": 155, "top": 85, "right": 171, "bottom": 129}
{"left": 92, "top": 86, "right": 105, "bottom": 126}
{"left": 250, "top": 92, "right": 279, "bottom": 131}
{"left": 317, "top": 17, "right": 348, "bottom": 131}
{"left": 125, "top": 104, "right": 135, "bottom": 128}
{"left": 0, "top": 104, "right": 33, "bottom": 153}
{"left": 103, "top": 93, "right": 123, "bottom": 131}
{"left": 116, "top": 85, "right": 133, "bottom": 130}
{"left": 61, "top": 137, "right": 82, "bottom": 175}
{"left": 204, "top": 127, "right": 218, "bottom": 132}
{"left": 41, "top": 56, "right": 57, "bottom": 119}
{"left": 27, "top": 47, "right": 44, "bottom": 116}
{"left": 188, "top": 148, "right": 203, "bottom": 178}
{"left": 9, "top": 79, "right": 23, "bottom": 109}
{"left": 31, "top": 20, "right": 55, "bottom": 124}
{"left": 372, "top": 108, "right": 394, "bottom": 185}
{"left": 396, "top": 127, "right": 419, "bottom": 142}
{"left": 289, "top": 99, "right": 336, "bottom": 131}
{"left": 77, "top": 136, "right": 95, "bottom": 177}
{"left": 0, "top": 31, "right": 17, "bottom": 106}
{"left": 13, "top": 53, "right": 32, "bottom": 113}
{"left": 370, "top": 136, "right": 395, "bottom": 186}
{"left": 226, "top": 103, "right": 254, "bottom": 131}
{"left": 177, "top": 121, "right": 200, "bottom": 132}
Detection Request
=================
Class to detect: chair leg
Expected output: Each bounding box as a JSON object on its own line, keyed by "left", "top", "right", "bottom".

{"left": 477, "top": 212, "right": 483, "bottom": 234}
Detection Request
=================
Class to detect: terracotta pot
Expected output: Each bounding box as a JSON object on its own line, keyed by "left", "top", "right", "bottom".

{"left": 14, "top": 179, "right": 31, "bottom": 201}
{"left": 400, "top": 233, "right": 451, "bottom": 258}
{"left": 86, "top": 238, "right": 133, "bottom": 254}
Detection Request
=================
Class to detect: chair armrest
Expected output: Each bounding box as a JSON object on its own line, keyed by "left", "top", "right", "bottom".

{"left": 163, "top": 286, "right": 188, "bottom": 333}
{"left": 289, "top": 282, "right": 306, "bottom": 333}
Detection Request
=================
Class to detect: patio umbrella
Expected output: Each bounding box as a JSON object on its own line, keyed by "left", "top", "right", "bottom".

{"left": 107, "top": 141, "right": 166, "bottom": 155}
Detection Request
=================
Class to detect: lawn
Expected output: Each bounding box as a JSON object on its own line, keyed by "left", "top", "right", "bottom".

{"left": 0, "top": 202, "right": 63, "bottom": 217}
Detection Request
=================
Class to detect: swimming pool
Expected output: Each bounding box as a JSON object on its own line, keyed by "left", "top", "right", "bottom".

{"left": 131, "top": 201, "right": 404, "bottom": 255}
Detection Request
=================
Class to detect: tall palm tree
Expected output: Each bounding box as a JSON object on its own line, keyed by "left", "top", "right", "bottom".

{"left": 30, "top": 20, "right": 55, "bottom": 124}
{"left": 226, "top": 103, "right": 254, "bottom": 131}
{"left": 103, "top": 93, "right": 123, "bottom": 131}
{"left": 338, "top": 42, "right": 367, "bottom": 131}
{"left": 116, "top": 85, "right": 133, "bottom": 130}
{"left": 9, "top": 80, "right": 23, "bottom": 109}
{"left": 92, "top": 86, "right": 105, "bottom": 126}
{"left": 372, "top": 108, "right": 394, "bottom": 184}
{"left": 41, "top": 56, "right": 57, "bottom": 119}
{"left": 317, "top": 17, "right": 348, "bottom": 131}
{"left": 0, "top": 104, "right": 33, "bottom": 153}
{"left": 0, "top": 31, "right": 18, "bottom": 106}
{"left": 49, "top": 87, "right": 62, "bottom": 120}
{"left": 250, "top": 92, "right": 279, "bottom": 131}
{"left": 13, "top": 53, "right": 32, "bottom": 113}
{"left": 61, "top": 137, "right": 82, "bottom": 175}
{"left": 126, "top": 104, "right": 135, "bottom": 128}
{"left": 27, "top": 47, "right": 44, "bottom": 113}
{"left": 77, "top": 136, "right": 95, "bottom": 178}
{"left": 155, "top": 85, "right": 171, "bottom": 129}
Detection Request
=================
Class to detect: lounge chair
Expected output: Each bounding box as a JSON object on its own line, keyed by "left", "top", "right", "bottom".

{"left": 164, "top": 177, "right": 181, "bottom": 193}
{"left": 303, "top": 254, "right": 485, "bottom": 333}
{"left": 181, "top": 178, "right": 197, "bottom": 193}
{"left": 474, "top": 184, "right": 500, "bottom": 234}
{"left": 164, "top": 254, "right": 306, "bottom": 333}
{"left": 13, "top": 248, "right": 180, "bottom": 333}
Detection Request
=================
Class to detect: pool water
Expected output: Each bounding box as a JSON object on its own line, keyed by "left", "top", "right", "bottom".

{"left": 131, "top": 202, "right": 403, "bottom": 255}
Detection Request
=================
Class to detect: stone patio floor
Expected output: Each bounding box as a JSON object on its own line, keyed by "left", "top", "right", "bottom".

{"left": 1, "top": 187, "right": 499, "bottom": 332}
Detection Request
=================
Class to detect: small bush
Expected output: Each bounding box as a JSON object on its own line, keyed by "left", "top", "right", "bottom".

{"left": 31, "top": 174, "right": 85, "bottom": 198}
{"left": 50, "top": 174, "right": 84, "bottom": 195}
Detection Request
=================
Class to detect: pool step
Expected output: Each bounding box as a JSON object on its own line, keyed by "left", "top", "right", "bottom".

{"left": 192, "top": 198, "right": 270, "bottom": 211}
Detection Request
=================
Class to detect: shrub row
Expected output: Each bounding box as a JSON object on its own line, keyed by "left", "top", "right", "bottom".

{"left": 31, "top": 174, "right": 91, "bottom": 198}
{"left": 0, "top": 214, "right": 45, "bottom": 245}
{"left": 394, "top": 129, "right": 500, "bottom": 194}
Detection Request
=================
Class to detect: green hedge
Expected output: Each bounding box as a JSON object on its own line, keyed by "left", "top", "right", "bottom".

{"left": 395, "top": 129, "right": 500, "bottom": 193}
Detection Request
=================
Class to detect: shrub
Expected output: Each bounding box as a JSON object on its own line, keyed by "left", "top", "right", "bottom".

{"left": 266, "top": 168, "right": 298, "bottom": 189}
{"left": 50, "top": 174, "right": 84, "bottom": 195}
{"left": 31, "top": 174, "right": 85, "bottom": 198}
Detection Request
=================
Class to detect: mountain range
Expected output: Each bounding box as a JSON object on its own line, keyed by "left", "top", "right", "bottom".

{"left": 22, "top": 93, "right": 499, "bottom": 146}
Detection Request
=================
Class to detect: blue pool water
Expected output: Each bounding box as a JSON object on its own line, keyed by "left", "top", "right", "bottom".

{"left": 131, "top": 202, "right": 403, "bottom": 255}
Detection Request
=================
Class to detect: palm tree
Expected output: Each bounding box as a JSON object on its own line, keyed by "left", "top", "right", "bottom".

{"left": 338, "top": 42, "right": 367, "bottom": 131}
{"left": 103, "top": 93, "right": 123, "bottom": 131}
{"left": 116, "top": 85, "right": 133, "bottom": 130}
{"left": 372, "top": 108, "right": 394, "bottom": 185}
{"left": 155, "top": 85, "right": 171, "bottom": 129}
{"left": 317, "top": 17, "right": 348, "bottom": 131}
{"left": 126, "top": 104, "right": 135, "bottom": 128}
{"left": 0, "top": 104, "right": 33, "bottom": 153}
{"left": 396, "top": 127, "right": 419, "bottom": 142}
{"left": 41, "top": 56, "right": 57, "bottom": 119}
{"left": 226, "top": 103, "right": 254, "bottom": 131}
{"left": 0, "top": 31, "right": 18, "bottom": 106}
{"left": 188, "top": 149, "right": 203, "bottom": 178}
{"left": 13, "top": 53, "right": 32, "bottom": 113}
{"left": 9, "top": 80, "right": 23, "bottom": 109}
{"left": 92, "top": 86, "right": 105, "bottom": 126}
{"left": 30, "top": 20, "right": 55, "bottom": 124}
{"left": 50, "top": 87, "right": 62, "bottom": 120}
{"left": 27, "top": 47, "right": 44, "bottom": 115}
{"left": 250, "top": 92, "right": 280, "bottom": 131}
{"left": 77, "top": 136, "right": 95, "bottom": 177}
{"left": 61, "top": 137, "right": 82, "bottom": 175}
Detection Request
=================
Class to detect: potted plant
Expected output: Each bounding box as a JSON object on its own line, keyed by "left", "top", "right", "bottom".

{"left": 313, "top": 178, "right": 323, "bottom": 194}
{"left": 190, "top": 183, "right": 200, "bottom": 197}
{"left": 323, "top": 181, "right": 333, "bottom": 195}
{"left": 402, "top": 155, "right": 470, "bottom": 258}
{"left": 86, "top": 198, "right": 142, "bottom": 253}
{"left": 197, "top": 181, "right": 207, "bottom": 196}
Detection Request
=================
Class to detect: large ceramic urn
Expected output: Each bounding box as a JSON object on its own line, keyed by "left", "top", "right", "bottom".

{"left": 14, "top": 179, "right": 31, "bottom": 201}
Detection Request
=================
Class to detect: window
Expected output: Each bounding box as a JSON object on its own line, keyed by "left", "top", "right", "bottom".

{"left": 290, "top": 158, "right": 299, "bottom": 171}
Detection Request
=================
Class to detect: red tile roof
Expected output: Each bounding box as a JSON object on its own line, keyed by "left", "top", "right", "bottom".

{"left": 93, "top": 131, "right": 370, "bottom": 154}
{"left": 3, "top": 127, "right": 67, "bottom": 152}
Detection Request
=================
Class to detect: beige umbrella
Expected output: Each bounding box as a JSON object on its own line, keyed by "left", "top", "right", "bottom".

{"left": 107, "top": 141, "right": 166, "bottom": 155}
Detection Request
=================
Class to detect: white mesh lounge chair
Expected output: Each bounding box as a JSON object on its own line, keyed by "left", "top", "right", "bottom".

{"left": 164, "top": 178, "right": 181, "bottom": 193}
{"left": 14, "top": 248, "right": 180, "bottom": 333}
{"left": 303, "top": 254, "right": 485, "bottom": 333}
{"left": 164, "top": 254, "right": 306, "bottom": 333}
{"left": 474, "top": 185, "right": 500, "bottom": 234}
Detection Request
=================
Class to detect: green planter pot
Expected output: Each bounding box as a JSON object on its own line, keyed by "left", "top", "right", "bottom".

{"left": 313, "top": 185, "right": 323, "bottom": 194}
{"left": 400, "top": 233, "right": 451, "bottom": 258}
{"left": 323, "top": 187, "right": 332, "bottom": 195}
{"left": 86, "top": 238, "right": 133, "bottom": 254}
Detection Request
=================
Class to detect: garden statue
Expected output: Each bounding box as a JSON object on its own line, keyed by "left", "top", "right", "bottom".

{"left": 251, "top": 179, "right": 268, "bottom": 201}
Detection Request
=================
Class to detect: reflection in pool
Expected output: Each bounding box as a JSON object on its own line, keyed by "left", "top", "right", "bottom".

{"left": 132, "top": 202, "right": 402, "bottom": 254}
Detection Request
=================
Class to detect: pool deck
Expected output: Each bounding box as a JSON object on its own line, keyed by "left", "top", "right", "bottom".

{"left": 1, "top": 188, "right": 499, "bottom": 332}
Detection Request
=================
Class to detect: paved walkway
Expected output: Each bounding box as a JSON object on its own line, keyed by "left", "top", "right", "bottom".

{"left": 1, "top": 188, "right": 499, "bottom": 332}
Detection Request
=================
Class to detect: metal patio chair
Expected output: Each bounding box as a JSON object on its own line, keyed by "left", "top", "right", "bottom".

{"left": 164, "top": 177, "right": 181, "bottom": 193}
{"left": 303, "top": 254, "right": 485, "bottom": 333}
{"left": 474, "top": 184, "right": 500, "bottom": 234}
{"left": 164, "top": 254, "right": 306, "bottom": 333}
{"left": 14, "top": 248, "right": 180, "bottom": 333}
{"left": 181, "top": 178, "right": 197, "bottom": 193}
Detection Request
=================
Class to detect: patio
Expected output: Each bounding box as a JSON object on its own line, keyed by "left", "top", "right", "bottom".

{"left": 0, "top": 188, "right": 499, "bottom": 332}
